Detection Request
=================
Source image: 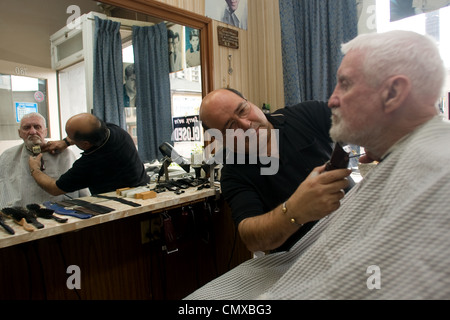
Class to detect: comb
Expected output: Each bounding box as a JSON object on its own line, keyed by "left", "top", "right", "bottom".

{"left": 0, "top": 212, "right": 15, "bottom": 235}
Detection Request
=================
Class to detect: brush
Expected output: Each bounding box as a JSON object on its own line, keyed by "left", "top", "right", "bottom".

{"left": 0, "top": 212, "right": 15, "bottom": 235}
{"left": 19, "top": 206, "right": 45, "bottom": 229}
{"left": 1, "top": 207, "right": 34, "bottom": 232}
{"left": 26, "top": 204, "right": 68, "bottom": 223}
{"left": 2, "top": 206, "right": 44, "bottom": 229}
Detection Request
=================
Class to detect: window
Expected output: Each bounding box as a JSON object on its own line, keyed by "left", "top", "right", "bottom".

{"left": 358, "top": 0, "right": 450, "bottom": 119}
{"left": 121, "top": 25, "right": 203, "bottom": 160}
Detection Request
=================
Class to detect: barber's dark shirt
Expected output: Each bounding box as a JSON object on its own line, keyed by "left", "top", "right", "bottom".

{"left": 56, "top": 123, "right": 149, "bottom": 195}
{"left": 221, "top": 101, "right": 334, "bottom": 252}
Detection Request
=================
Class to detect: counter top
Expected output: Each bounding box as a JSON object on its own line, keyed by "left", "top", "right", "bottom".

{"left": 0, "top": 186, "right": 218, "bottom": 249}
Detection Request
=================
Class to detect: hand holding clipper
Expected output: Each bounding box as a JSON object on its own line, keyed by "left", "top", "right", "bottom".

{"left": 32, "top": 145, "right": 45, "bottom": 171}
{"left": 324, "top": 142, "right": 349, "bottom": 171}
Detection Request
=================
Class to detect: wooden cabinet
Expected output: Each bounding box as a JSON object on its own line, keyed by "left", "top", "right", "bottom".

{"left": 0, "top": 196, "right": 251, "bottom": 300}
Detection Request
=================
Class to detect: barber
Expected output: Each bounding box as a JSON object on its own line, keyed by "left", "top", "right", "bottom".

{"left": 199, "top": 88, "right": 353, "bottom": 253}
{"left": 29, "top": 113, "right": 149, "bottom": 196}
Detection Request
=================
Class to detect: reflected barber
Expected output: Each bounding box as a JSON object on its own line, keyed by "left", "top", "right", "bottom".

{"left": 29, "top": 113, "right": 149, "bottom": 196}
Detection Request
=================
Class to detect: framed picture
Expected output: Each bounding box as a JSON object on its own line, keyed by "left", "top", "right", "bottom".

{"left": 168, "top": 24, "right": 184, "bottom": 73}
{"left": 185, "top": 26, "right": 201, "bottom": 68}
{"left": 205, "top": 0, "right": 248, "bottom": 30}
{"left": 123, "top": 63, "right": 136, "bottom": 108}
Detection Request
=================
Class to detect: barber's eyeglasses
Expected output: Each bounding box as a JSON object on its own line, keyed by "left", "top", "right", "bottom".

{"left": 225, "top": 100, "right": 251, "bottom": 132}
{"left": 236, "top": 100, "right": 251, "bottom": 119}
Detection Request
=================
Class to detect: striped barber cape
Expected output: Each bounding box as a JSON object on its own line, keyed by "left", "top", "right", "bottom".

{"left": 185, "top": 116, "right": 450, "bottom": 300}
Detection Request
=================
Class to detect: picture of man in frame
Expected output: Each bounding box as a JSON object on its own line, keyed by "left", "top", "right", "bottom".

{"left": 205, "top": 0, "right": 248, "bottom": 30}
{"left": 168, "top": 25, "right": 183, "bottom": 73}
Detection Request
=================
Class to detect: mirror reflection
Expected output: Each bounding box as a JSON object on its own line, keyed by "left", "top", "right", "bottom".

{"left": 0, "top": 0, "right": 205, "bottom": 167}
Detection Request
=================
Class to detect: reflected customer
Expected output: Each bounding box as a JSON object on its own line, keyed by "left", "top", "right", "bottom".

{"left": 0, "top": 112, "right": 88, "bottom": 207}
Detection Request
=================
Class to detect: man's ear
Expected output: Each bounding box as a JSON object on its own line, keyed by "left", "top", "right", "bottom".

{"left": 381, "top": 75, "right": 411, "bottom": 114}
{"left": 79, "top": 141, "right": 92, "bottom": 150}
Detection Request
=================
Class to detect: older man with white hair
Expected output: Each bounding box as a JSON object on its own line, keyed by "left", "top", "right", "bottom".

{"left": 185, "top": 30, "right": 450, "bottom": 300}
{"left": 0, "top": 112, "right": 88, "bottom": 208}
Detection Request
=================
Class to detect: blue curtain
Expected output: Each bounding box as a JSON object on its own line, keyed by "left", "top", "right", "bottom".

{"left": 132, "top": 23, "right": 172, "bottom": 162}
{"left": 279, "top": 0, "right": 358, "bottom": 105}
{"left": 93, "top": 16, "right": 126, "bottom": 129}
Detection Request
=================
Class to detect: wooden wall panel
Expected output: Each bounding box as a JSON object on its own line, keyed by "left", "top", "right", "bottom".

{"left": 156, "top": 0, "right": 205, "bottom": 14}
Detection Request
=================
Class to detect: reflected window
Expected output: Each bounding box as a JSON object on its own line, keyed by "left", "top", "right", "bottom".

{"left": 121, "top": 24, "right": 203, "bottom": 160}
{"left": 377, "top": 0, "right": 450, "bottom": 119}
{"left": 0, "top": 74, "right": 49, "bottom": 140}
{"left": 358, "top": 0, "right": 450, "bottom": 120}
{"left": 58, "top": 61, "right": 87, "bottom": 131}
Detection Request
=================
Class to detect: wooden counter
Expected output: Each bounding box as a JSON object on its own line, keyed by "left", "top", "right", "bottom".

{"left": 0, "top": 186, "right": 217, "bottom": 249}
{"left": 0, "top": 186, "right": 251, "bottom": 300}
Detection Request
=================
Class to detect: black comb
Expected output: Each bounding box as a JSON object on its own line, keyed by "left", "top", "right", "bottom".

{"left": 0, "top": 212, "right": 15, "bottom": 235}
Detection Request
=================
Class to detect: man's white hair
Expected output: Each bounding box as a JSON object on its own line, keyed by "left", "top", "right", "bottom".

{"left": 19, "top": 112, "right": 47, "bottom": 128}
{"left": 341, "top": 30, "right": 446, "bottom": 104}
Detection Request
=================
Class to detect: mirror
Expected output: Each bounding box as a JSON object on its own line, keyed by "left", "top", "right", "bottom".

{"left": 98, "top": 2, "right": 214, "bottom": 160}
{"left": 98, "top": 3, "right": 212, "bottom": 158}
{"left": 98, "top": 0, "right": 214, "bottom": 94}
{"left": 0, "top": 0, "right": 213, "bottom": 159}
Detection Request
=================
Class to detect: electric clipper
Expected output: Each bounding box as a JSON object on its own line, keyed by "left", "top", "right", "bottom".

{"left": 32, "top": 145, "right": 45, "bottom": 171}
{"left": 324, "top": 142, "right": 350, "bottom": 171}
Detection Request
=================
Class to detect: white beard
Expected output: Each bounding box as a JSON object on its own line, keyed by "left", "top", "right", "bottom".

{"left": 25, "top": 136, "right": 43, "bottom": 149}
{"left": 330, "top": 112, "right": 383, "bottom": 149}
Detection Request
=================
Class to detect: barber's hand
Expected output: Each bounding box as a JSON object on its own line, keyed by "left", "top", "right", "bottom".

{"left": 41, "top": 140, "right": 68, "bottom": 155}
{"left": 29, "top": 153, "right": 43, "bottom": 171}
{"left": 288, "top": 164, "right": 351, "bottom": 224}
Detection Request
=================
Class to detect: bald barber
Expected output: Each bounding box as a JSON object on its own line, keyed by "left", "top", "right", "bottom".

{"left": 29, "top": 113, "right": 149, "bottom": 195}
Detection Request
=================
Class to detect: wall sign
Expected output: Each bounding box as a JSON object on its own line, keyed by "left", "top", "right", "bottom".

{"left": 15, "top": 102, "right": 38, "bottom": 123}
{"left": 34, "top": 91, "right": 45, "bottom": 102}
{"left": 172, "top": 115, "right": 202, "bottom": 142}
{"left": 217, "top": 26, "right": 239, "bottom": 49}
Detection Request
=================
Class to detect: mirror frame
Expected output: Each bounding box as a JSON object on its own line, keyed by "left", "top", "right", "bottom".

{"left": 98, "top": 0, "right": 214, "bottom": 96}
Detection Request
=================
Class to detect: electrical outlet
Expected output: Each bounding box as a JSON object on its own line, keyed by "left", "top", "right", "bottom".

{"left": 140, "top": 220, "right": 150, "bottom": 244}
